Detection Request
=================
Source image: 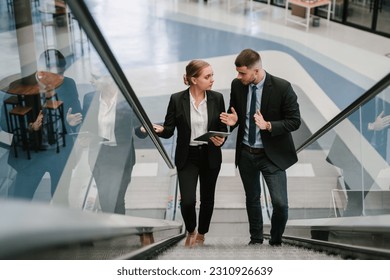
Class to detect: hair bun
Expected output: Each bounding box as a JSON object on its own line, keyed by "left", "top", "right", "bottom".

{"left": 183, "top": 74, "right": 189, "bottom": 85}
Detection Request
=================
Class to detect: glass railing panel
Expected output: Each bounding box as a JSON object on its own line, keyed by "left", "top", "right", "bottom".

{"left": 289, "top": 84, "right": 389, "bottom": 219}
{"left": 0, "top": 0, "right": 175, "bottom": 221}
{"left": 79, "top": 0, "right": 172, "bottom": 120}
{"left": 356, "top": 87, "right": 390, "bottom": 216}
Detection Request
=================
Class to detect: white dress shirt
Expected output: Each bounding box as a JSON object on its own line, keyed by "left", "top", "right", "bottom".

{"left": 98, "top": 90, "right": 118, "bottom": 146}
{"left": 189, "top": 91, "right": 208, "bottom": 146}
{"left": 244, "top": 73, "right": 266, "bottom": 148}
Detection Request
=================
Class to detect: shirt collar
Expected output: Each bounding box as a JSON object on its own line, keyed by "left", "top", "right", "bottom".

{"left": 189, "top": 90, "right": 208, "bottom": 103}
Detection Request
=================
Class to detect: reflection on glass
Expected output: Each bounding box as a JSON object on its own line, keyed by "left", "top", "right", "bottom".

{"left": 333, "top": 0, "right": 344, "bottom": 22}
{"left": 76, "top": 75, "right": 147, "bottom": 214}
{"left": 345, "top": 0, "right": 373, "bottom": 29}
{"left": 0, "top": 48, "right": 82, "bottom": 202}
{"left": 376, "top": 1, "right": 390, "bottom": 34}
{"left": 0, "top": 1, "right": 170, "bottom": 220}
{"left": 296, "top": 86, "right": 389, "bottom": 218}
{"left": 345, "top": 0, "right": 390, "bottom": 35}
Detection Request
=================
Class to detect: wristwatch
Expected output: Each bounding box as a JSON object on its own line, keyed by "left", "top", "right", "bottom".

{"left": 266, "top": 121, "right": 272, "bottom": 132}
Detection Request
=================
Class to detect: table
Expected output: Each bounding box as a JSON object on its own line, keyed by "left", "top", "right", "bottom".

{"left": 0, "top": 71, "right": 63, "bottom": 96}
{"left": 0, "top": 71, "right": 64, "bottom": 150}
{"left": 285, "top": 0, "right": 331, "bottom": 31}
{"left": 1, "top": 71, "right": 63, "bottom": 113}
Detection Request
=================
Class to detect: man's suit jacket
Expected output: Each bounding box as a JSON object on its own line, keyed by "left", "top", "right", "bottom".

{"left": 158, "top": 89, "right": 227, "bottom": 171}
{"left": 229, "top": 72, "right": 301, "bottom": 170}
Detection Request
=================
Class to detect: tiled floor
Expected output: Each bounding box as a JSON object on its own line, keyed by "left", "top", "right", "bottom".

{"left": 1, "top": 1, "right": 389, "bottom": 119}
{"left": 74, "top": 0, "right": 390, "bottom": 129}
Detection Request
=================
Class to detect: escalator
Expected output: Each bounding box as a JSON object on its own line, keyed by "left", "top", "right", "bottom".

{"left": 136, "top": 73, "right": 390, "bottom": 260}
{"left": 0, "top": 0, "right": 389, "bottom": 261}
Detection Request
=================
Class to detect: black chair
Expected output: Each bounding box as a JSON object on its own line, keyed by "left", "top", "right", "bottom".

{"left": 38, "top": 49, "right": 68, "bottom": 152}
{"left": 9, "top": 105, "right": 33, "bottom": 159}
{"left": 42, "top": 98, "right": 66, "bottom": 153}
{"left": 3, "top": 95, "right": 20, "bottom": 133}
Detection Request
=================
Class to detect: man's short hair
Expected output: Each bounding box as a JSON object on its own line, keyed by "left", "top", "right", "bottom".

{"left": 234, "top": 48, "right": 261, "bottom": 69}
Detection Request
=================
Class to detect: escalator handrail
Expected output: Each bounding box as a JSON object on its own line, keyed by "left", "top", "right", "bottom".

{"left": 66, "top": 0, "right": 174, "bottom": 169}
{"left": 118, "top": 232, "right": 186, "bottom": 260}
{"left": 297, "top": 72, "right": 390, "bottom": 153}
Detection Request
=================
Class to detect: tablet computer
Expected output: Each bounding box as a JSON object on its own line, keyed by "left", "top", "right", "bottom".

{"left": 193, "top": 131, "right": 230, "bottom": 142}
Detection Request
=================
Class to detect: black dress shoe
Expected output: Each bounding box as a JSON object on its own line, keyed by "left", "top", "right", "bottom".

{"left": 248, "top": 240, "right": 263, "bottom": 245}
{"left": 269, "top": 240, "right": 282, "bottom": 246}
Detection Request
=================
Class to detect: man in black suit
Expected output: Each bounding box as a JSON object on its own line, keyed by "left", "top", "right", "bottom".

{"left": 220, "top": 49, "right": 301, "bottom": 246}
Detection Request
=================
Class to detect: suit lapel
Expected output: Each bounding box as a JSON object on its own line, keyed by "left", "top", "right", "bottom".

{"left": 182, "top": 89, "right": 191, "bottom": 129}
{"left": 206, "top": 91, "right": 214, "bottom": 129}
{"left": 240, "top": 84, "right": 248, "bottom": 121}
{"left": 261, "top": 72, "right": 272, "bottom": 113}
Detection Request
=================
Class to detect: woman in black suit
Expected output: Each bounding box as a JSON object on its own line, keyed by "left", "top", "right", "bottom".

{"left": 82, "top": 76, "right": 146, "bottom": 214}
{"left": 154, "top": 60, "right": 227, "bottom": 247}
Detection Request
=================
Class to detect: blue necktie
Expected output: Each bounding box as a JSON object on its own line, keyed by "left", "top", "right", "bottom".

{"left": 248, "top": 84, "right": 257, "bottom": 146}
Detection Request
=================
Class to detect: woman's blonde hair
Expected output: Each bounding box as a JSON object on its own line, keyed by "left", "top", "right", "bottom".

{"left": 183, "top": 59, "right": 210, "bottom": 86}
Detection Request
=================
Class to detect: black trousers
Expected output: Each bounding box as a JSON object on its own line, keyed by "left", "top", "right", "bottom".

{"left": 177, "top": 145, "right": 220, "bottom": 234}
{"left": 92, "top": 144, "right": 134, "bottom": 214}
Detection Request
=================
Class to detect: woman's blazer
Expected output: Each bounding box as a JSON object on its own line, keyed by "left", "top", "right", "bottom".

{"left": 159, "top": 89, "right": 227, "bottom": 170}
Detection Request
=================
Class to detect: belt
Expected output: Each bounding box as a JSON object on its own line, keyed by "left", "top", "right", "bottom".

{"left": 242, "top": 144, "right": 264, "bottom": 154}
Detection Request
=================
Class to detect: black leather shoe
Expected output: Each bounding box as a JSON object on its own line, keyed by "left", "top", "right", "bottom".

{"left": 248, "top": 240, "right": 263, "bottom": 245}
{"left": 269, "top": 240, "right": 282, "bottom": 246}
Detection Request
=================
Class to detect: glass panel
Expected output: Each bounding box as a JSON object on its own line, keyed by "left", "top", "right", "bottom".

{"left": 271, "top": 0, "right": 286, "bottom": 7}
{"left": 288, "top": 85, "right": 389, "bottom": 219}
{"left": 333, "top": 0, "right": 345, "bottom": 21}
{"left": 359, "top": 88, "right": 390, "bottom": 215}
{"left": 346, "top": 0, "right": 373, "bottom": 28}
{"left": 0, "top": 0, "right": 175, "bottom": 220}
{"left": 376, "top": 0, "right": 390, "bottom": 34}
